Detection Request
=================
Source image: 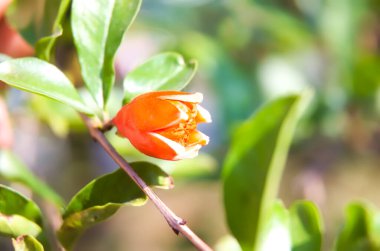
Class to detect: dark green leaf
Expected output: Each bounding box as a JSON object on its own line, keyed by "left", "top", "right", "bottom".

{"left": 335, "top": 203, "right": 380, "bottom": 251}
{"left": 71, "top": 0, "right": 141, "bottom": 107}
{"left": 12, "top": 235, "right": 44, "bottom": 251}
{"left": 35, "top": 0, "right": 72, "bottom": 61}
{"left": 290, "top": 201, "right": 323, "bottom": 251}
{"left": 58, "top": 162, "right": 173, "bottom": 249}
{"left": 0, "top": 185, "right": 43, "bottom": 237}
{"left": 223, "top": 92, "right": 310, "bottom": 251}
{"left": 0, "top": 58, "right": 93, "bottom": 114}
{"left": 123, "top": 52, "right": 197, "bottom": 103}
{"left": 0, "top": 150, "right": 64, "bottom": 207}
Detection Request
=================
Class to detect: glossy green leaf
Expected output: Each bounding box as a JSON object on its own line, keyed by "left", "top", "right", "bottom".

{"left": 12, "top": 235, "right": 44, "bottom": 251}
{"left": 0, "top": 150, "right": 64, "bottom": 206}
{"left": 335, "top": 203, "right": 380, "bottom": 251}
{"left": 0, "top": 58, "right": 93, "bottom": 114}
{"left": 71, "top": 0, "right": 141, "bottom": 107}
{"left": 290, "top": 201, "right": 323, "bottom": 251}
{"left": 123, "top": 52, "right": 198, "bottom": 103}
{"left": 223, "top": 92, "right": 310, "bottom": 251}
{"left": 58, "top": 162, "right": 173, "bottom": 250}
{"left": 0, "top": 185, "right": 43, "bottom": 237}
{"left": 35, "top": 0, "right": 72, "bottom": 61}
{"left": 259, "top": 201, "right": 291, "bottom": 251}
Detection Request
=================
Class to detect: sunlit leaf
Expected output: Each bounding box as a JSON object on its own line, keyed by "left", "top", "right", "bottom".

{"left": 71, "top": 0, "right": 141, "bottom": 107}
{"left": 0, "top": 58, "right": 93, "bottom": 114}
{"left": 0, "top": 185, "right": 43, "bottom": 237}
{"left": 58, "top": 162, "right": 173, "bottom": 250}
{"left": 0, "top": 215, "right": 41, "bottom": 238}
{"left": 123, "top": 52, "right": 197, "bottom": 103}
{"left": 12, "top": 235, "right": 44, "bottom": 251}
{"left": 223, "top": 92, "right": 310, "bottom": 251}
{"left": 259, "top": 201, "right": 291, "bottom": 251}
{"left": 290, "top": 201, "right": 323, "bottom": 251}
{"left": 214, "top": 235, "right": 242, "bottom": 251}
{"left": 0, "top": 150, "right": 64, "bottom": 206}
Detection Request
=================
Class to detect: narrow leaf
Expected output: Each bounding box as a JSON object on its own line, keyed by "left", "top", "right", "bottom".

{"left": 0, "top": 58, "right": 93, "bottom": 114}
{"left": 58, "top": 162, "right": 173, "bottom": 249}
{"left": 0, "top": 185, "right": 43, "bottom": 237}
{"left": 35, "top": 0, "right": 71, "bottom": 61}
{"left": 335, "top": 203, "right": 380, "bottom": 251}
{"left": 71, "top": 0, "right": 141, "bottom": 107}
{"left": 223, "top": 92, "right": 310, "bottom": 251}
{"left": 290, "top": 201, "right": 323, "bottom": 251}
{"left": 12, "top": 235, "right": 44, "bottom": 251}
{"left": 123, "top": 52, "right": 197, "bottom": 103}
{"left": 0, "top": 150, "right": 64, "bottom": 206}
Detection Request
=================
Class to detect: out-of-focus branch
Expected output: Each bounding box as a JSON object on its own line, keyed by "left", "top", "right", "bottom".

{"left": 80, "top": 114, "right": 213, "bottom": 251}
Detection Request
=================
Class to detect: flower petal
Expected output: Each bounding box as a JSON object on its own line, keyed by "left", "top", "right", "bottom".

{"left": 188, "top": 130, "right": 209, "bottom": 146}
{"left": 150, "top": 132, "right": 186, "bottom": 154}
{"left": 159, "top": 92, "right": 203, "bottom": 103}
{"left": 122, "top": 96, "right": 183, "bottom": 132}
{"left": 175, "top": 144, "right": 202, "bottom": 160}
{"left": 196, "top": 105, "right": 212, "bottom": 123}
{"left": 150, "top": 132, "right": 202, "bottom": 160}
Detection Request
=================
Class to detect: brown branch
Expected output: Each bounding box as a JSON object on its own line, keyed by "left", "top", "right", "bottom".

{"left": 80, "top": 114, "right": 213, "bottom": 251}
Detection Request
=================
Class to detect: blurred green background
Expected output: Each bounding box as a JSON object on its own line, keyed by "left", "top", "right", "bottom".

{"left": 2, "top": 0, "right": 380, "bottom": 250}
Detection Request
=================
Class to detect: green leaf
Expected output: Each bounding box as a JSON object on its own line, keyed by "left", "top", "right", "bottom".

{"left": 6, "top": 0, "right": 61, "bottom": 45}
{"left": 223, "top": 92, "right": 311, "bottom": 251}
{"left": 290, "top": 201, "right": 323, "bottom": 251}
{"left": 31, "top": 95, "right": 84, "bottom": 138}
{"left": 35, "top": 0, "right": 72, "bottom": 61}
{"left": 0, "top": 58, "right": 93, "bottom": 114}
{"left": 335, "top": 203, "right": 380, "bottom": 251}
{"left": 123, "top": 52, "right": 198, "bottom": 103}
{"left": 259, "top": 200, "right": 291, "bottom": 251}
{"left": 0, "top": 215, "right": 41, "bottom": 238}
{"left": 12, "top": 235, "right": 44, "bottom": 251}
{"left": 0, "top": 185, "right": 43, "bottom": 237}
{"left": 71, "top": 0, "right": 141, "bottom": 108}
{"left": 58, "top": 162, "right": 173, "bottom": 250}
{"left": 0, "top": 149, "right": 64, "bottom": 207}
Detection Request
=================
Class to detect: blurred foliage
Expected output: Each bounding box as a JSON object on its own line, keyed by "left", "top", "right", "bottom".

{"left": 136, "top": 0, "right": 380, "bottom": 147}
{"left": 0, "top": 0, "right": 380, "bottom": 250}
{"left": 223, "top": 92, "right": 310, "bottom": 250}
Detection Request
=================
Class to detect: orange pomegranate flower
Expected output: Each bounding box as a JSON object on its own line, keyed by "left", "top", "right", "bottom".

{"left": 113, "top": 91, "right": 211, "bottom": 160}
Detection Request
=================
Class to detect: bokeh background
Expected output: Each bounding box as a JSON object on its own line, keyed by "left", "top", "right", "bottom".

{"left": 2, "top": 0, "right": 380, "bottom": 250}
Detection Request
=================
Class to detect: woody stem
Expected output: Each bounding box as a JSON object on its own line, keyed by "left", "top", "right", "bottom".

{"left": 80, "top": 114, "right": 213, "bottom": 251}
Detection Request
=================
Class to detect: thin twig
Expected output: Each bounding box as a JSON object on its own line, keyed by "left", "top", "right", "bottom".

{"left": 80, "top": 114, "right": 213, "bottom": 251}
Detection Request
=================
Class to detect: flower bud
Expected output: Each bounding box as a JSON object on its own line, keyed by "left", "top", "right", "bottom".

{"left": 113, "top": 91, "right": 211, "bottom": 160}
